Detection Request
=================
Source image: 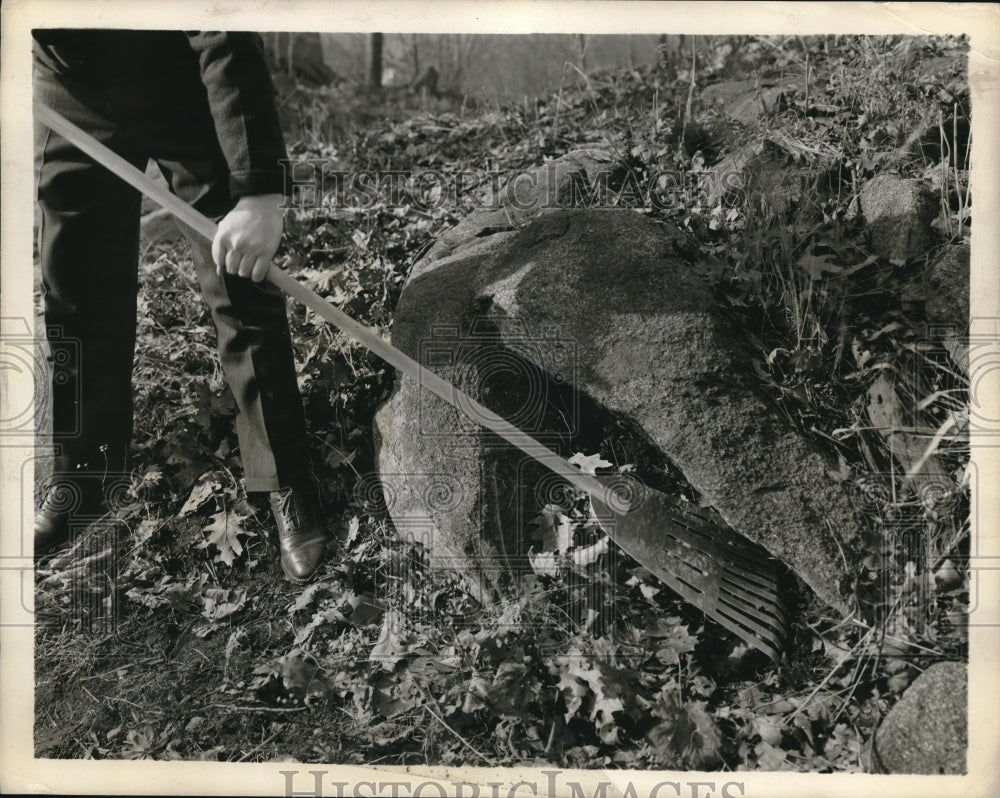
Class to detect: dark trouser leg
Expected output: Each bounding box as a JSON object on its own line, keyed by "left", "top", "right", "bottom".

{"left": 129, "top": 97, "right": 309, "bottom": 492}
{"left": 34, "top": 70, "right": 143, "bottom": 480}
{"left": 174, "top": 222, "right": 311, "bottom": 491}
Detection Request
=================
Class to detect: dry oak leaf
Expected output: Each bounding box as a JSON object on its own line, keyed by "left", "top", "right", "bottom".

{"left": 197, "top": 508, "right": 245, "bottom": 566}
{"left": 568, "top": 452, "right": 613, "bottom": 476}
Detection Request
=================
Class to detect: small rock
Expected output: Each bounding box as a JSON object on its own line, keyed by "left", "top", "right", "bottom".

{"left": 419, "top": 148, "right": 625, "bottom": 269}
{"left": 701, "top": 77, "right": 801, "bottom": 125}
{"left": 859, "top": 175, "right": 938, "bottom": 262}
{"left": 140, "top": 208, "right": 182, "bottom": 246}
{"left": 924, "top": 242, "right": 970, "bottom": 330}
{"left": 922, "top": 241, "right": 970, "bottom": 372}
{"left": 867, "top": 373, "right": 948, "bottom": 496}
{"left": 872, "top": 661, "right": 967, "bottom": 774}
{"left": 707, "top": 140, "right": 801, "bottom": 215}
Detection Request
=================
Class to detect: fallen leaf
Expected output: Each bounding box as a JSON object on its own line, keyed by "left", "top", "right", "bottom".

{"left": 685, "top": 701, "right": 723, "bottom": 768}
{"left": 569, "top": 452, "right": 613, "bottom": 476}
{"left": 224, "top": 628, "right": 245, "bottom": 664}
{"left": 556, "top": 668, "right": 591, "bottom": 722}
{"left": 372, "top": 670, "right": 423, "bottom": 718}
{"left": 528, "top": 549, "right": 561, "bottom": 576}
{"left": 289, "top": 581, "right": 331, "bottom": 614}
{"left": 291, "top": 589, "right": 384, "bottom": 645}
{"left": 197, "top": 509, "right": 245, "bottom": 566}
{"left": 533, "top": 504, "right": 574, "bottom": 553}
{"left": 200, "top": 586, "right": 247, "bottom": 622}
{"left": 796, "top": 252, "right": 840, "bottom": 279}
{"left": 486, "top": 662, "right": 527, "bottom": 714}
{"left": 179, "top": 476, "right": 221, "bottom": 517}
{"left": 572, "top": 537, "right": 608, "bottom": 567}
{"left": 638, "top": 583, "right": 660, "bottom": 601}
{"left": 934, "top": 559, "right": 962, "bottom": 590}
{"left": 646, "top": 617, "right": 698, "bottom": 666}
{"left": 462, "top": 675, "right": 491, "bottom": 713}
{"left": 887, "top": 671, "right": 913, "bottom": 693}
{"left": 323, "top": 446, "right": 357, "bottom": 469}
{"left": 839, "top": 253, "right": 879, "bottom": 277}
{"left": 753, "top": 716, "right": 783, "bottom": 746}
{"left": 343, "top": 592, "right": 386, "bottom": 626}
{"left": 346, "top": 516, "right": 361, "bottom": 547}
{"left": 553, "top": 649, "right": 630, "bottom": 744}
{"left": 755, "top": 740, "right": 793, "bottom": 770}
{"left": 369, "top": 609, "right": 407, "bottom": 671}
{"left": 255, "top": 647, "right": 328, "bottom": 704}
{"left": 135, "top": 519, "right": 160, "bottom": 544}
{"left": 125, "top": 575, "right": 201, "bottom": 610}
{"left": 293, "top": 606, "right": 344, "bottom": 646}
{"left": 593, "top": 693, "right": 626, "bottom": 744}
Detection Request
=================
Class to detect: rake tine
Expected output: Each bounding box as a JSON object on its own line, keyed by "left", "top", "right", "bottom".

{"left": 720, "top": 596, "right": 788, "bottom": 638}
{"left": 666, "top": 578, "right": 784, "bottom": 658}
{"left": 719, "top": 541, "right": 782, "bottom": 570}
{"left": 592, "top": 478, "right": 792, "bottom": 662}
{"left": 717, "top": 583, "right": 785, "bottom": 625}
{"left": 718, "top": 575, "right": 781, "bottom": 611}
{"left": 714, "top": 611, "right": 783, "bottom": 661}
{"left": 717, "top": 601, "right": 787, "bottom": 644}
{"left": 719, "top": 564, "right": 780, "bottom": 594}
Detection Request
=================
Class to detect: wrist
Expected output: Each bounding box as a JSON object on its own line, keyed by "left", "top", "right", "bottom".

{"left": 235, "top": 193, "right": 283, "bottom": 209}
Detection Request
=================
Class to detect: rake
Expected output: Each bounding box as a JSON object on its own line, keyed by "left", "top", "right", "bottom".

{"left": 36, "top": 102, "right": 790, "bottom": 661}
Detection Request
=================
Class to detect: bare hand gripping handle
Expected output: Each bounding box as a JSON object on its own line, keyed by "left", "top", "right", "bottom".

{"left": 34, "top": 102, "right": 617, "bottom": 508}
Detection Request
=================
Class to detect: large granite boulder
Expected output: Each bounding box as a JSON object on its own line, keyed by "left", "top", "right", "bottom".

{"left": 871, "top": 661, "right": 967, "bottom": 774}
{"left": 374, "top": 153, "right": 866, "bottom": 613}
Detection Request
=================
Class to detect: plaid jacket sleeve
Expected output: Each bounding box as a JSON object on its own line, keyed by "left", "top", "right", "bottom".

{"left": 185, "top": 32, "right": 289, "bottom": 199}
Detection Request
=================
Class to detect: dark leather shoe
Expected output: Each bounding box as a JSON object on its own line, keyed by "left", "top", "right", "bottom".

{"left": 268, "top": 484, "right": 333, "bottom": 583}
{"left": 34, "top": 478, "right": 106, "bottom": 559}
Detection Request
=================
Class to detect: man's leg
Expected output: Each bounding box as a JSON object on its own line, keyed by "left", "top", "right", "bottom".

{"left": 125, "top": 98, "right": 308, "bottom": 492}
{"left": 184, "top": 235, "right": 312, "bottom": 493}
{"left": 124, "top": 86, "right": 331, "bottom": 580}
{"left": 34, "top": 69, "right": 144, "bottom": 555}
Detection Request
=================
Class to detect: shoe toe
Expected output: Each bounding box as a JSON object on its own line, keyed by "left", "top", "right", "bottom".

{"left": 34, "top": 515, "right": 70, "bottom": 559}
{"left": 270, "top": 485, "right": 336, "bottom": 583}
{"left": 280, "top": 537, "right": 331, "bottom": 583}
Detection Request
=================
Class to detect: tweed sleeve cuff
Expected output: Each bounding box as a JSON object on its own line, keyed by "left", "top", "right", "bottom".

{"left": 228, "top": 169, "right": 288, "bottom": 199}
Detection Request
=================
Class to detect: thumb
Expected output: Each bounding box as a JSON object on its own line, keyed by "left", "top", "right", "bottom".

{"left": 211, "top": 230, "right": 227, "bottom": 277}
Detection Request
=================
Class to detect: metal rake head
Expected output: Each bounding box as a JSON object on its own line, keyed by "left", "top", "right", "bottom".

{"left": 591, "top": 476, "right": 789, "bottom": 661}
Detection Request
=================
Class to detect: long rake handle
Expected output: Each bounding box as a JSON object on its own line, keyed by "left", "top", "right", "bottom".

{"left": 35, "top": 102, "right": 615, "bottom": 507}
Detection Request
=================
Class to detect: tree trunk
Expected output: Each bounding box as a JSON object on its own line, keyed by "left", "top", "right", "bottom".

{"left": 408, "top": 34, "right": 421, "bottom": 82}
{"left": 576, "top": 34, "right": 588, "bottom": 72}
{"left": 263, "top": 33, "right": 335, "bottom": 86}
{"left": 367, "top": 32, "right": 384, "bottom": 88}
